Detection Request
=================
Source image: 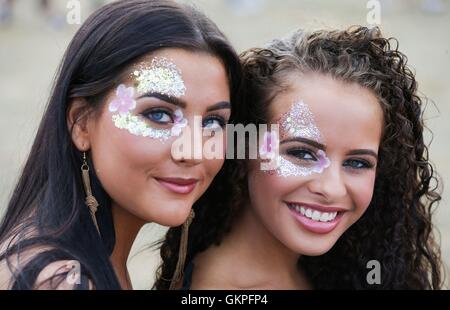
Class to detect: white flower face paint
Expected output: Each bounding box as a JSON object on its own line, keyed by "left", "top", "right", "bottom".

{"left": 269, "top": 100, "right": 331, "bottom": 176}
{"left": 108, "top": 57, "right": 188, "bottom": 142}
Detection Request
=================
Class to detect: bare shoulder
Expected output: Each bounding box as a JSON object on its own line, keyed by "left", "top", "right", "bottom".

{"left": 34, "top": 260, "right": 93, "bottom": 290}
{"left": 0, "top": 239, "right": 93, "bottom": 290}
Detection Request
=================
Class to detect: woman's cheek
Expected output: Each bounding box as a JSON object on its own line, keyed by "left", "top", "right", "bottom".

{"left": 91, "top": 113, "right": 168, "bottom": 197}
{"left": 201, "top": 133, "right": 226, "bottom": 176}
{"left": 248, "top": 167, "right": 290, "bottom": 205}
{"left": 104, "top": 110, "right": 171, "bottom": 165}
{"left": 349, "top": 172, "right": 377, "bottom": 217}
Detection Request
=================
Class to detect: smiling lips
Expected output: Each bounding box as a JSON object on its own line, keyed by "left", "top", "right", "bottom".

{"left": 156, "top": 177, "right": 198, "bottom": 195}
{"left": 286, "top": 202, "right": 347, "bottom": 234}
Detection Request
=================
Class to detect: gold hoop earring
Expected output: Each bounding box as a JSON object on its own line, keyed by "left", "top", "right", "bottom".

{"left": 81, "top": 152, "right": 101, "bottom": 235}
{"left": 169, "top": 209, "right": 195, "bottom": 290}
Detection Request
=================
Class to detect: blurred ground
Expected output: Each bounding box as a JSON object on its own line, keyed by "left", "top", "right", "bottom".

{"left": 0, "top": 0, "right": 449, "bottom": 289}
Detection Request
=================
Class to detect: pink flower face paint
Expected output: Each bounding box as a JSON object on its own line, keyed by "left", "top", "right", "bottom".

{"left": 109, "top": 57, "right": 188, "bottom": 142}
{"left": 108, "top": 84, "right": 136, "bottom": 115}
{"left": 259, "top": 130, "right": 279, "bottom": 160}
{"left": 170, "top": 108, "right": 188, "bottom": 136}
{"left": 271, "top": 100, "right": 331, "bottom": 176}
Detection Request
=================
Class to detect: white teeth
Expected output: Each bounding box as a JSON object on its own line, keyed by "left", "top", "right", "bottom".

{"left": 305, "top": 208, "right": 312, "bottom": 218}
{"left": 327, "top": 213, "right": 334, "bottom": 222}
{"left": 312, "top": 211, "right": 320, "bottom": 221}
{"left": 319, "top": 212, "right": 329, "bottom": 222}
{"left": 290, "top": 204, "right": 339, "bottom": 222}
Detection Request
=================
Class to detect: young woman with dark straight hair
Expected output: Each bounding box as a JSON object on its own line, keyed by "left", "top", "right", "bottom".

{"left": 0, "top": 0, "right": 241, "bottom": 290}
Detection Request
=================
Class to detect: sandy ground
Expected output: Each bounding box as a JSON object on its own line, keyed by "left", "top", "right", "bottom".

{"left": 0, "top": 0, "right": 449, "bottom": 289}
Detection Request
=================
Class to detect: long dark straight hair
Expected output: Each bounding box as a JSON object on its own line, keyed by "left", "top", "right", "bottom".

{"left": 0, "top": 0, "right": 241, "bottom": 289}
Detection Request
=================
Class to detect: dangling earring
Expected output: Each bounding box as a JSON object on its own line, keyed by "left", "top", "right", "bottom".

{"left": 169, "top": 209, "right": 195, "bottom": 290}
{"left": 81, "top": 151, "right": 101, "bottom": 236}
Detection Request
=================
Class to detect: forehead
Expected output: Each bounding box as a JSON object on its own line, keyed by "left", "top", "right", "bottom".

{"left": 131, "top": 48, "right": 230, "bottom": 101}
{"left": 271, "top": 73, "right": 384, "bottom": 147}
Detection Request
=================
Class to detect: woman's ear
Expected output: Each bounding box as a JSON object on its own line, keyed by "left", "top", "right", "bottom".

{"left": 67, "top": 98, "right": 91, "bottom": 152}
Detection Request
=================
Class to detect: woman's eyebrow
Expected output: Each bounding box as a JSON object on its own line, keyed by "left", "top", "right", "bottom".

{"left": 207, "top": 101, "right": 231, "bottom": 112}
{"left": 347, "top": 149, "right": 378, "bottom": 159}
{"left": 281, "top": 137, "right": 326, "bottom": 150}
{"left": 137, "top": 92, "right": 230, "bottom": 113}
{"left": 138, "top": 92, "right": 186, "bottom": 108}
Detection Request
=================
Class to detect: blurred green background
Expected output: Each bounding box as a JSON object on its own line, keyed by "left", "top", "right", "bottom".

{"left": 0, "top": 0, "right": 448, "bottom": 289}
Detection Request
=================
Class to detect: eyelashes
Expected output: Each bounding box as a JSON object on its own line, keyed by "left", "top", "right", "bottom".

{"left": 140, "top": 108, "right": 228, "bottom": 128}
{"left": 142, "top": 108, "right": 173, "bottom": 124}
{"left": 285, "top": 147, "right": 375, "bottom": 170}
{"left": 286, "top": 148, "right": 317, "bottom": 161}
{"left": 343, "top": 158, "right": 374, "bottom": 170}
{"left": 203, "top": 114, "right": 227, "bottom": 129}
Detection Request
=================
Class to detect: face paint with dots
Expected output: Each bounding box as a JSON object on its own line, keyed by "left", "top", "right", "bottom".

{"left": 267, "top": 100, "right": 331, "bottom": 176}
{"left": 108, "top": 57, "right": 187, "bottom": 142}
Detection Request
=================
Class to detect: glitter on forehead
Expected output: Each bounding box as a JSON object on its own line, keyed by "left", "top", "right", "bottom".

{"left": 279, "top": 100, "right": 322, "bottom": 141}
{"left": 132, "top": 57, "right": 186, "bottom": 97}
{"left": 112, "top": 113, "right": 172, "bottom": 142}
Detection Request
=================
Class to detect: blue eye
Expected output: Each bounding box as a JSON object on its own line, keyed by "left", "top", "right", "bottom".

{"left": 143, "top": 109, "right": 172, "bottom": 124}
{"left": 286, "top": 149, "right": 317, "bottom": 161}
{"left": 203, "top": 116, "right": 226, "bottom": 129}
{"left": 343, "top": 159, "right": 373, "bottom": 169}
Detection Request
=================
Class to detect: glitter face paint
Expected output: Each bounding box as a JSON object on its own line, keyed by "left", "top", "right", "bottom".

{"left": 279, "top": 100, "right": 322, "bottom": 141}
{"left": 132, "top": 57, "right": 186, "bottom": 97}
{"left": 276, "top": 149, "right": 330, "bottom": 176}
{"left": 268, "top": 100, "right": 331, "bottom": 176}
{"left": 108, "top": 57, "right": 188, "bottom": 142}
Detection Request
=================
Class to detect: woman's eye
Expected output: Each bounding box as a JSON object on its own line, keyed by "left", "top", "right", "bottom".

{"left": 286, "top": 149, "right": 317, "bottom": 161}
{"left": 343, "top": 159, "right": 373, "bottom": 169}
{"left": 143, "top": 109, "right": 172, "bottom": 124}
{"left": 203, "top": 116, "right": 226, "bottom": 129}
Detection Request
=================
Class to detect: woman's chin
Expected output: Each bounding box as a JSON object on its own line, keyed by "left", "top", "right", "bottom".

{"left": 289, "top": 237, "right": 338, "bottom": 257}
{"left": 151, "top": 207, "right": 192, "bottom": 227}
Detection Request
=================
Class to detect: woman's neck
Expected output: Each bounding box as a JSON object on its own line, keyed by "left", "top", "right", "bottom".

{"left": 110, "top": 203, "right": 145, "bottom": 290}
{"left": 193, "top": 204, "right": 309, "bottom": 289}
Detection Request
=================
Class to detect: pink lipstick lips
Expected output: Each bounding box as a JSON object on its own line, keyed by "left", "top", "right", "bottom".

{"left": 156, "top": 177, "right": 198, "bottom": 195}
{"left": 286, "top": 202, "right": 346, "bottom": 234}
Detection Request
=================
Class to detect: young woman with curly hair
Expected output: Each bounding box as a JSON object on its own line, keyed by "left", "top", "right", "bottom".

{"left": 155, "top": 26, "right": 443, "bottom": 290}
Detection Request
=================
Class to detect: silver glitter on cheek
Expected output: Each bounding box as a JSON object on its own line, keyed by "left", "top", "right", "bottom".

{"left": 278, "top": 100, "right": 322, "bottom": 141}
{"left": 132, "top": 57, "right": 186, "bottom": 97}
{"left": 274, "top": 150, "right": 331, "bottom": 177}
{"left": 112, "top": 113, "right": 172, "bottom": 143}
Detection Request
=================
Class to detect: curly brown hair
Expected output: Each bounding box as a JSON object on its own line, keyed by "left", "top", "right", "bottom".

{"left": 154, "top": 26, "right": 444, "bottom": 289}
